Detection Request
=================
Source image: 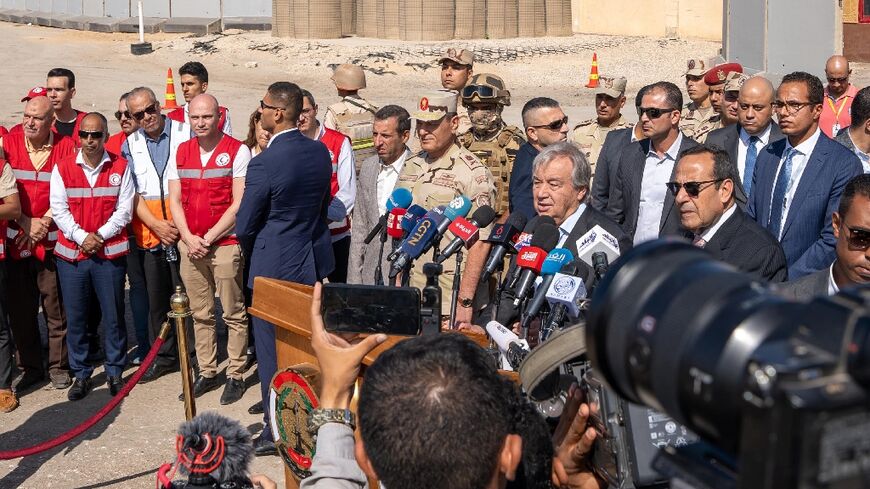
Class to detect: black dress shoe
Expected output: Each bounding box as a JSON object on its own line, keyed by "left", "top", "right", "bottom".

{"left": 248, "top": 400, "right": 264, "bottom": 415}
{"left": 16, "top": 371, "right": 46, "bottom": 391}
{"left": 253, "top": 432, "right": 278, "bottom": 457}
{"left": 140, "top": 362, "right": 178, "bottom": 383}
{"left": 220, "top": 378, "right": 246, "bottom": 405}
{"left": 68, "top": 378, "right": 92, "bottom": 401}
{"left": 178, "top": 374, "right": 222, "bottom": 401}
{"left": 107, "top": 376, "right": 126, "bottom": 396}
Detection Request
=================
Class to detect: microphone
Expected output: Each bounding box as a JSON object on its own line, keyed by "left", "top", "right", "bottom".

{"left": 573, "top": 224, "right": 620, "bottom": 269}
{"left": 485, "top": 320, "right": 530, "bottom": 371}
{"left": 363, "top": 188, "right": 413, "bottom": 244}
{"left": 386, "top": 207, "right": 407, "bottom": 240}
{"left": 388, "top": 196, "right": 472, "bottom": 278}
{"left": 401, "top": 204, "right": 428, "bottom": 237}
{"left": 435, "top": 205, "right": 497, "bottom": 263}
{"left": 480, "top": 212, "right": 528, "bottom": 283}
{"left": 513, "top": 215, "right": 557, "bottom": 252}
{"left": 540, "top": 261, "right": 587, "bottom": 340}
{"left": 511, "top": 223, "right": 560, "bottom": 306}
{"left": 388, "top": 205, "right": 444, "bottom": 262}
{"left": 521, "top": 248, "right": 575, "bottom": 323}
{"left": 592, "top": 251, "right": 609, "bottom": 281}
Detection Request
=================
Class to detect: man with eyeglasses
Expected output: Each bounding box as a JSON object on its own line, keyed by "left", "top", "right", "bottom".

{"left": 509, "top": 97, "right": 568, "bottom": 220}
{"left": 121, "top": 86, "right": 192, "bottom": 383}
{"left": 607, "top": 81, "right": 698, "bottom": 243}
{"left": 747, "top": 71, "right": 862, "bottom": 279}
{"left": 298, "top": 89, "right": 357, "bottom": 284}
{"left": 835, "top": 86, "right": 870, "bottom": 173}
{"left": 820, "top": 55, "right": 859, "bottom": 138}
{"left": 707, "top": 76, "right": 785, "bottom": 205}
{"left": 777, "top": 174, "right": 870, "bottom": 300}
{"left": 680, "top": 58, "right": 719, "bottom": 143}
{"left": 106, "top": 92, "right": 139, "bottom": 157}
{"left": 673, "top": 144, "right": 786, "bottom": 281}
{"left": 458, "top": 73, "right": 525, "bottom": 218}
{"left": 571, "top": 76, "right": 632, "bottom": 179}
{"left": 50, "top": 112, "right": 135, "bottom": 401}
{"left": 0, "top": 92, "right": 75, "bottom": 391}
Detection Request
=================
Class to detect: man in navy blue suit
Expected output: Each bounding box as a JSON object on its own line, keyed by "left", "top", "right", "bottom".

{"left": 748, "top": 72, "right": 862, "bottom": 279}
{"left": 236, "top": 81, "right": 334, "bottom": 456}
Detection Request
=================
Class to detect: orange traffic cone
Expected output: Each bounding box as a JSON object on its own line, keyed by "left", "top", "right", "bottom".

{"left": 584, "top": 53, "right": 599, "bottom": 88}
{"left": 163, "top": 68, "right": 180, "bottom": 110}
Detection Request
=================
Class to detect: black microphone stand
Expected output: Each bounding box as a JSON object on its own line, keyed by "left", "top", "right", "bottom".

{"left": 373, "top": 226, "right": 387, "bottom": 286}
{"left": 420, "top": 263, "right": 442, "bottom": 336}
{"left": 447, "top": 249, "right": 464, "bottom": 329}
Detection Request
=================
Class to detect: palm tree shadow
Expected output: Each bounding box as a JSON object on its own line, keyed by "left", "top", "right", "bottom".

{"left": 0, "top": 374, "right": 120, "bottom": 487}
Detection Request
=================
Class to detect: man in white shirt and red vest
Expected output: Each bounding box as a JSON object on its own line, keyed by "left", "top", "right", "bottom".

{"left": 298, "top": 89, "right": 356, "bottom": 283}
{"left": 168, "top": 61, "right": 232, "bottom": 136}
{"left": 50, "top": 112, "right": 135, "bottom": 400}
{"left": 0, "top": 94, "right": 75, "bottom": 391}
{"left": 168, "top": 94, "right": 250, "bottom": 405}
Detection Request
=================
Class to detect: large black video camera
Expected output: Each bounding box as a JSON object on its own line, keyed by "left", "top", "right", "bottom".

{"left": 585, "top": 239, "right": 870, "bottom": 489}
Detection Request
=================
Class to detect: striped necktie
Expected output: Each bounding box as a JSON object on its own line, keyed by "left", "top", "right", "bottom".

{"left": 767, "top": 148, "right": 796, "bottom": 238}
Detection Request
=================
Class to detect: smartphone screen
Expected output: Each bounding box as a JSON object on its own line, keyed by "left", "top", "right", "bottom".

{"left": 321, "top": 283, "right": 422, "bottom": 336}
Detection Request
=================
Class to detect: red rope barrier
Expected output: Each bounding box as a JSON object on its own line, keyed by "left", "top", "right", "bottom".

{"left": 0, "top": 335, "right": 168, "bottom": 460}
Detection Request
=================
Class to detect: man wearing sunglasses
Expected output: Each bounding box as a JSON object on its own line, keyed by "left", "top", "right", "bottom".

{"left": 834, "top": 86, "right": 870, "bottom": 173}
{"left": 121, "top": 86, "right": 192, "bottom": 383}
{"left": 778, "top": 174, "right": 870, "bottom": 300}
{"left": 820, "top": 55, "right": 858, "bottom": 138}
{"left": 571, "top": 76, "right": 631, "bottom": 179}
{"left": 106, "top": 92, "right": 139, "bottom": 157}
{"left": 607, "top": 81, "right": 698, "bottom": 244}
{"left": 458, "top": 73, "right": 525, "bottom": 218}
{"left": 673, "top": 145, "right": 786, "bottom": 282}
{"left": 747, "top": 72, "right": 862, "bottom": 279}
{"left": 50, "top": 112, "right": 135, "bottom": 401}
{"left": 680, "top": 58, "right": 718, "bottom": 144}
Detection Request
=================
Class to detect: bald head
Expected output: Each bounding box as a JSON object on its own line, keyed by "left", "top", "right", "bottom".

{"left": 189, "top": 93, "right": 222, "bottom": 141}
{"left": 79, "top": 112, "right": 108, "bottom": 160}
{"left": 825, "top": 55, "right": 852, "bottom": 98}
{"left": 737, "top": 76, "right": 775, "bottom": 136}
{"left": 22, "top": 97, "right": 54, "bottom": 143}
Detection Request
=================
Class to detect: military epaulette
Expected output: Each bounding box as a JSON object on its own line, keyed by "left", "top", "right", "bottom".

{"left": 497, "top": 125, "right": 525, "bottom": 147}
{"left": 573, "top": 119, "right": 595, "bottom": 130}
{"left": 458, "top": 149, "right": 483, "bottom": 168}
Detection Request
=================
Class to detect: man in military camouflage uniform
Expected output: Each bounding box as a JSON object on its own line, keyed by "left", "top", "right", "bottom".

{"left": 438, "top": 48, "right": 474, "bottom": 134}
{"left": 457, "top": 73, "right": 525, "bottom": 218}
{"left": 324, "top": 64, "right": 379, "bottom": 170}
{"left": 721, "top": 71, "right": 749, "bottom": 128}
{"left": 703, "top": 62, "right": 744, "bottom": 134}
{"left": 396, "top": 91, "right": 496, "bottom": 326}
{"left": 680, "top": 58, "right": 719, "bottom": 143}
{"left": 571, "top": 76, "right": 632, "bottom": 179}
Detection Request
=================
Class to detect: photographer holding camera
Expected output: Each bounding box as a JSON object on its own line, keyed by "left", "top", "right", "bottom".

{"left": 300, "top": 282, "right": 602, "bottom": 489}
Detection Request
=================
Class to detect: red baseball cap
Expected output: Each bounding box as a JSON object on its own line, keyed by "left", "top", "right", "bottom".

{"left": 703, "top": 63, "right": 743, "bottom": 86}
{"left": 21, "top": 86, "right": 48, "bottom": 102}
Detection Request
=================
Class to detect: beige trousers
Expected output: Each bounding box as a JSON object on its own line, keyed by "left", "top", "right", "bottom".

{"left": 179, "top": 241, "right": 248, "bottom": 379}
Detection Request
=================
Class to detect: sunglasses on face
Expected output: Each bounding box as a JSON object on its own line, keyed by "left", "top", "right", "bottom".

{"left": 666, "top": 179, "right": 722, "bottom": 197}
{"left": 131, "top": 104, "right": 160, "bottom": 121}
{"left": 78, "top": 130, "right": 104, "bottom": 140}
{"left": 531, "top": 116, "right": 569, "bottom": 131}
{"left": 637, "top": 107, "right": 676, "bottom": 119}
{"left": 845, "top": 226, "right": 870, "bottom": 250}
{"left": 260, "top": 99, "right": 285, "bottom": 112}
{"left": 114, "top": 111, "right": 132, "bottom": 121}
{"left": 827, "top": 76, "right": 849, "bottom": 83}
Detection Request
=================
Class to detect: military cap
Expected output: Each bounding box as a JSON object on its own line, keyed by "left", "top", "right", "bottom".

{"left": 684, "top": 58, "right": 708, "bottom": 77}
{"left": 595, "top": 76, "right": 627, "bottom": 98}
{"left": 703, "top": 62, "right": 743, "bottom": 86}
{"left": 724, "top": 71, "right": 749, "bottom": 93}
{"left": 461, "top": 73, "right": 511, "bottom": 106}
{"left": 439, "top": 48, "right": 474, "bottom": 66}
{"left": 331, "top": 64, "right": 366, "bottom": 91}
{"left": 413, "top": 91, "right": 457, "bottom": 121}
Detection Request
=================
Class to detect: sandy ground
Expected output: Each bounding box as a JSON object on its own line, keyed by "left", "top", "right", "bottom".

{"left": 0, "top": 20, "right": 867, "bottom": 489}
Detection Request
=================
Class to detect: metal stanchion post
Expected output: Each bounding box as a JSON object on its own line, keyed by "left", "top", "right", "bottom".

{"left": 169, "top": 285, "right": 196, "bottom": 420}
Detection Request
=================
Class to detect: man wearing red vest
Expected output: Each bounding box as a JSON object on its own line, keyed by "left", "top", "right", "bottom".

{"left": 167, "top": 61, "right": 233, "bottom": 136}
{"left": 46, "top": 68, "right": 87, "bottom": 146}
{"left": 106, "top": 92, "right": 139, "bottom": 157}
{"left": 50, "top": 112, "right": 135, "bottom": 400}
{"left": 168, "top": 94, "right": 250, "bottom": 405}
{"left": 0, "top": 155, "right": 22, "bottom": 412}
{"left": 298, "top": 90, "right": 356, "bottom": 283}
{"left": 0, "top": 94, "right": 75, "bottom": 391}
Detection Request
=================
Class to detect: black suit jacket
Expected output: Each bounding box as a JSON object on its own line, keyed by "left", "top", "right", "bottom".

{"left": 591, "top": 127, "right": 633, "bottom": 212}
{"left": 705, "top": 122, "right": 785, "bottom": 206}
{"left": 606, "top": 136, "right": 699, "bottom": 240}
{"left": 509, "top": 142, "right": 539, "bottom": 221}
{"left": 697, "top": 206, "right": 788, "bottom": 282}
{"left": 774, "top": 268, "right": 828, "bottom": 301}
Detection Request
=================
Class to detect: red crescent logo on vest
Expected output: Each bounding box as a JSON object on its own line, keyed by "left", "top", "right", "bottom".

{"left": 109, "top": 173, "right": 122, "bottom": 186}
{"left": 216, "top": 153, "right": 231, "bottom": 167}
{"left": 20, "top": 249, "right": 31, "bottom": 258}
{"left": 420, "top": 97, "right": 429, "bottom": 111}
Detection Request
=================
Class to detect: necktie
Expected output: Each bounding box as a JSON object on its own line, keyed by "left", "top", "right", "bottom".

{"left": 744, "top": 136, "right": 759, "bottom": 196}
{"left": 692, "top": 235, "right": 706, "bottom": 248}
{"left": 767, "top": 148, "right": 795, "bottom": 238}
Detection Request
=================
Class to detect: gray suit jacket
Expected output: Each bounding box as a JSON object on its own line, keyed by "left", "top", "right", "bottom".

{"left": 347, "top": 154, "right": 393, "bottom": 285}
{"left": 774, "top": 268, "right": 829, "bottom": 301}
{"left": 705, "top": 122, "right": 785, "bottom": 206}
{"left": 591, "top": 127, "right": 634, "bottom": 212}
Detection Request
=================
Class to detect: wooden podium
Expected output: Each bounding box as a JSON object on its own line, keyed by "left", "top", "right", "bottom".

{"left": 248, "top": 276, "right": 510, "bottom": 489}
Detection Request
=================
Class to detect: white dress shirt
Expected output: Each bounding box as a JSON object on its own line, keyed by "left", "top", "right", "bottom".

{"left": 266, "top": 127, "right": 299, "bottom": 148}
{"left": 557, "top": 204, "right": 587, "bottom": 248}
{"left": 770, "top": 128, "right": 821, "bottom": 239}
{"left": 698, "top": 202, "right": 736, "bottom": 243}
{"left": 828, "top": 263, "right": 839, "bottom": 295}
{"left": 847, "top": 132, "right": 870, "bottom": 173}
{"left": 635, "top": 133, "right": 684, "bottom": 244}
{"left": 50, "top": 150, "right": 135, "bottom": 246}
{"left": 737, "top": 124, "right": 772, "bottom": 181}
{"left": 377, "top": 149, "right": 409, "bottom": 215}
{"left": 316, "top": 124, "right": 357, "bottom": 225}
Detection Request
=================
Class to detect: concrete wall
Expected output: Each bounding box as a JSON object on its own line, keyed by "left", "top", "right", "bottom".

{"left": 571, "top": 0, "right": 723, "bottom": 41}
{"left": 0, "top": 0, "right": 271, "bottom": 17}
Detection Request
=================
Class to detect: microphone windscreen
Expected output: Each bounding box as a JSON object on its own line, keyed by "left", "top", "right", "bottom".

{"left": 470, "top": 205, "right": 497, "bottom": 227}
{"left": 505, "top": 211, "right": 528, "bottom": 231}
{"left": 529, "top": 223, "right": 559, "bottom": 252}
{"left": 386, "top": 187, "right": 413, "bottom": 211}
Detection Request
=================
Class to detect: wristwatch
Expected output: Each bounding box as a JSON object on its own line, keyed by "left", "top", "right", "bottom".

{"left": 94, "top": 231, "right": 105, "bottom": 242}
{"left": 458, "top": 297, "right": 474, "bottom": 308}
{"left": 307, "top": 408, "right": 356, "bottom": 437}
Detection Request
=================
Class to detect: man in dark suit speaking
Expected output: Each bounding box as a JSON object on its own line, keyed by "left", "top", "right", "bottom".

{"left": 236, "top": 81, "right": 334, "bottom": 455}
{"left": 673, "top": 144, "right": 787, "bottom": 282}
